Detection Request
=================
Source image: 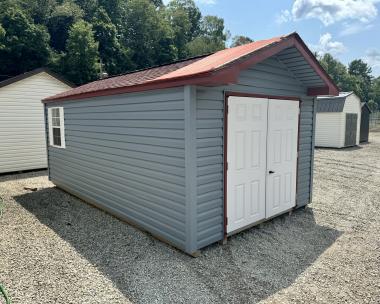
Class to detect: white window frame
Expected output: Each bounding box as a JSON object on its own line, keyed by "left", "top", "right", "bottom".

{"left": 48, "top": 107, "right": 66, "bottom": 148}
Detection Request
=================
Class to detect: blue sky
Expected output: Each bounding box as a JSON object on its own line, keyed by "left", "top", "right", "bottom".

{"left": 190, "top": 0, "right": 380, "bottom": 77}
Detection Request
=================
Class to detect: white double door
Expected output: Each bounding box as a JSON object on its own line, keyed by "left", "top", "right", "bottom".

{"left": 226, "top": 96, "right": 299, "bottom": 233}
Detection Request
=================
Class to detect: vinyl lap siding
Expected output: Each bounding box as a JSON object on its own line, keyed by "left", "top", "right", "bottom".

{"left": 195, "top": 56, "right": 315, "bottom": 249}
{"left": 343, "top": 94, "right": 361, "bottom": 113}
{"left": 196, "top": 88, "right": 224, "bottom": 249}
{"left": 47, "top": 88, "right": 187, "bottom": 250}
{"left": 343, "top": 94, "right": 361, "bottom": 145}
{"left": 315, "top": 113, "right": 345, "bottom": 147}
{"left": 0, "top": 72, "right": 71, "bottom": 173}
{"left": 297, "top": 97, "right": 315, "bottom": 205}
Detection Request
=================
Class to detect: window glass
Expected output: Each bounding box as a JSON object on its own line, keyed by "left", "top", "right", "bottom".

{"left": 53, "top": 128, "right": 61, "bottom": 146}
{"left": 52, "top": 117, "right": 60, "bottom": 127}
{"left": 49, "top": 107, "right": 65, "bottom": 148}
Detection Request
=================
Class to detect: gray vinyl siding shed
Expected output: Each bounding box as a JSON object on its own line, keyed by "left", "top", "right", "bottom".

{"left": 45, "top": 34, "right": 337, "bottom": 255}
{"left": 194, "top": 56, "right": 315, "bottom": 248}
{"left": 45, "top": 55, "right": 316, "bottom": 255}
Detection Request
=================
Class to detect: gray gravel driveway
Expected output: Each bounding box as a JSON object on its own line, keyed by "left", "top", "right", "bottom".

{"left": 0, "top": 134, "right": 379, "bottom": 304}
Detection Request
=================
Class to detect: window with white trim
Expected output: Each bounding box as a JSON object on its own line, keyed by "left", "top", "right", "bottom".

{"left": 48, "top": 107, "right": 66, "bottom": 148}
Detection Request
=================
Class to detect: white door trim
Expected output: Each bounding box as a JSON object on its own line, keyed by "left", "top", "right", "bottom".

{"left": 225, "top": 94, "right": 300, "bottom": 235}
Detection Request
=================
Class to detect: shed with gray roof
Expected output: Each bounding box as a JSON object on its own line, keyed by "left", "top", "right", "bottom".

{"left": 316, "top": 92, "right": 362, "bottom": 148}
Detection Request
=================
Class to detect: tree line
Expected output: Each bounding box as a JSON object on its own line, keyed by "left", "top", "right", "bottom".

{"left": 0, "top": 0, "right": 251, "bottom": 85}
{"left": 0, "top": 0, "right": 379, "bottom": 110}
{"left": 318, "top": 53, "right": 380, "bottom": 111}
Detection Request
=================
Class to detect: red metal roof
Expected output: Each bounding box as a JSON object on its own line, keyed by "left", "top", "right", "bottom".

{"left": 156, "top": 36, "right": 284, "bottom": 80}
{"left": 44, "top": 33, "right": 338, "bottom": 102}
{"left": 44, "top": 56, "right": 206, "bottom": 102}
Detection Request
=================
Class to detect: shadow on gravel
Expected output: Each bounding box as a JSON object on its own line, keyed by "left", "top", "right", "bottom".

{"left": 316, "top": 146, "right": 362, "bottom": 152}
{"left": 0, "top": 169, "right": 47, "bottom": 182}
{"left": 14, "top": 187, "right": 342, "bottom": 304}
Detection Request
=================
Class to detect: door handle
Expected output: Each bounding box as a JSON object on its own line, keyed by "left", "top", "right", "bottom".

{"left": 269, "top": 170, "right": 275, "bottom": 174}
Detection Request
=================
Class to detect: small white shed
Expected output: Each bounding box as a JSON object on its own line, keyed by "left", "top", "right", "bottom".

{"left": 315, "top": 92, "right": 361, "bottom": 148}
{"left": 0, "top": 68, "right": 73, "bottom": 174}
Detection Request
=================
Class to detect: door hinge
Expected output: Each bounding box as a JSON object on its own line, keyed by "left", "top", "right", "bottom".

{"left": 226, "top": 104, "right": 229, "bottom": 114}
{"left": 226, "top": 217, "right": 228, "bottom": 225}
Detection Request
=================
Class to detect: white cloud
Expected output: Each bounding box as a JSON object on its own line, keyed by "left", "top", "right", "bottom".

{"left": 276, "top": 9, "right": 292, "bottom": 24}
{"left": 364, "top": 49, "right": 380, "bottom": 68}
{"left": 311, "top": 33, "right": 347, "bottom": 55}
{"left": 280, "top": 0, "right": 380, "bottom": 26}
{"left": 340, "top": 22, "right": 374, "bottom": 36}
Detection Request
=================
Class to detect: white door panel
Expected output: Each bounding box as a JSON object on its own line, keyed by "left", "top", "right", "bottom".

{"left": 226, "top": 96, "right": 299, "bottom": 234}
{"left": 266, "top": 99, "right": 299, "bottom": 218}
{"left": 226, "top": 97, "right": 267, "bottom": 233}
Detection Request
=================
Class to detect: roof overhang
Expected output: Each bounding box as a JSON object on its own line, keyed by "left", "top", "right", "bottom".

{"left": 209, "top": 33, "right": 339, "bottom": 97}
{"left": 43, "top": 33, "right": 338, "bottom": 103}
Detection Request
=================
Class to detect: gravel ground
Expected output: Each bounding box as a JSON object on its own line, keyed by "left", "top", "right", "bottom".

{"left": 1, "top": 134, "right": 380, "bottom": 304}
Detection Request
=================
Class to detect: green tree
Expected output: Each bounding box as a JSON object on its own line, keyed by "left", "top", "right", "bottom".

{"left": 185, "top": 36, "right": 220, "bottom": 56}
{"left": 0, "top": 0, "right": 236, "bottom": 84}
{"left": 348, "top": 59, "right": 372, "bottom": 83}
{"left": 369, "top": 76, "right": 380, "bottom": 106}
{"left": 318, "top": 53, "right": 375, "bottom": 102}
{"left": 0, "top": 24, "right": 5, "bottom": 49}
{"left": 201, "top": 15, "right": 227, "bottom": 44}
{"left": 156, "top": 15, "right": 178, "bottom": 64}
{"left": 231, "top": 35, "right": 253, "bottom": 47}
{"left": 19, "top": 0, "right": 58, "bottom": 25}
{"left": 150, "top": 0, "right": 163, "bottom": 7}
{"left": 98, "top": 0, "right": 124, "bottom": 24}
{"left": 0, "top": 5, "right": 51, "bottom": 77}
{"left": 74, "top": 0, "right": 99, "bottom": 20}
{"left": 186, "top": 15, "right": 227, "bottom": 56}
{"left": 64, "top": 20, "right": 100, "bottom": 84}
{"left": 121, "top": 0, "right": 177, "bottom": 68}
{"left": 92, "top": 7, "right": 133, "bottom": 75}
{"left": 342, "top": 73, "right": 363, "bottom": 96}
{"left": 166, "top": 1, "right": 192, "bottom": 58}
{"left": 348, "top": 59, "right": 372, "bottom": 102}
{"left": 319, "top": 53, "right": 348, "bottom": 89}
{"left": 167, "top": 0, "right": 201, "bottom": 39}
{"left": 47, "top": 0, "right": 84, "bottom": 52}
{"left": 368, "top": 100, "right": 378, "bottom": 112}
